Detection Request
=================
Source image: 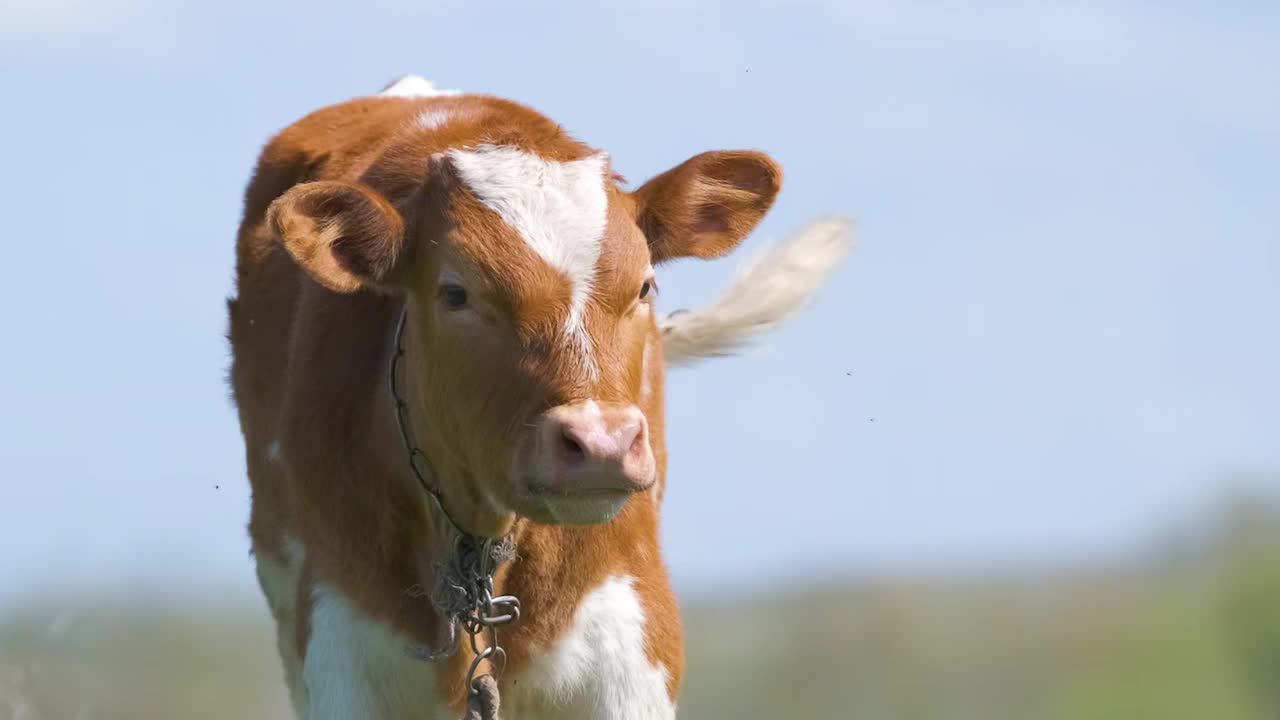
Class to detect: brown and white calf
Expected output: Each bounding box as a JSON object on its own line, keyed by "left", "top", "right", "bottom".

{"left": 228, "top": 75, "right": 850, "bottom": 719}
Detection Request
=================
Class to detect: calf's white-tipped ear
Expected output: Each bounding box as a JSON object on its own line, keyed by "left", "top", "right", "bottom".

{"left": 659, "top": 216, "right": 854, "bottom": 367}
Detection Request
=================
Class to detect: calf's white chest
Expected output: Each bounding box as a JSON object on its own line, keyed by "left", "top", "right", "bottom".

{"left": 508, "top": 575, "right": 675, "bottom": 720}
{"left": 296, "top": 569, "right": 673, "bottom": 719}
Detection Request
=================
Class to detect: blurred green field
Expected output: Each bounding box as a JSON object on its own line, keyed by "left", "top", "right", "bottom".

{"left": 4, "top": 494, "right": 1279, "bottom": 720}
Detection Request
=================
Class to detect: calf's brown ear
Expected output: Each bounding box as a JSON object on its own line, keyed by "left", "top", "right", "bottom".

{"left": 267, "top": 181, "right": 405, "bottom": 293}
{"left": 633, "top": 150, "right": 782, "bottom": 263}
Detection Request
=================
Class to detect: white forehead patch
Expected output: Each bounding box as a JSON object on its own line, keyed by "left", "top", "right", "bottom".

{"left": 380, "top": 75, "right": 462, "bottom": 98}
{"left": 447, "top": 145, "right": 609, "bottom": 365}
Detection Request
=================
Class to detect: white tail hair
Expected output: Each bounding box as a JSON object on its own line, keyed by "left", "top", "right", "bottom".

{"left": 659, "top": 216, "right": 854, "bottom": 367}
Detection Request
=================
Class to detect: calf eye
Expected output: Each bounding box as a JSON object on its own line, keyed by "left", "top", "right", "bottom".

{"left": 440, "top": 284, "right": 469, "bottom": 309}
{"left": 639, "top": 279, "right": 657, "bottom": 300}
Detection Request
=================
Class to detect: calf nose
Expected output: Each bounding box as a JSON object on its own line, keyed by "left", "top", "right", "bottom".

{"left": 534, "top": 402, "right": 655, "bottom": 495}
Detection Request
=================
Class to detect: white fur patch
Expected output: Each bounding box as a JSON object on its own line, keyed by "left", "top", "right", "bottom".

{"left": 254, "top": 538, "right": 308, "bottom": 717}
{"left": 380, "top": 75, "right": 462, "bottom": 98}
{"left": 510, "top": 575, "right": 674, "bottom": 720}
{"left": 256, "top": 538, "right": 303, "bottom": 604}
{"left": 447, "top": 145, "right": 609, "bottom": 367}
{"left": 303, "top": 584, "right": 441, "bottom": 718}
{"left": 660, "top": 216, "right": 854, "bottom": 367}
{"left": 418, "top": 109, "right": 452, "bottom": 130}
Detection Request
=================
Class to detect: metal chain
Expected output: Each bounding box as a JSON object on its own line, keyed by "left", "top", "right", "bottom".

{"left": 390, "top": 310, "right": 455, "bottom": 533}
{"left": 388, "top": 307, "right": 521, "bottom": 707}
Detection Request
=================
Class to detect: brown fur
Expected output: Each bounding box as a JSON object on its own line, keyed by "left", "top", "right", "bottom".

{"left": 228, "top": 89, "right": 780, "bottom": 712}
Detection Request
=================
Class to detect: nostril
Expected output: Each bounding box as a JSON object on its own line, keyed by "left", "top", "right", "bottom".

{"left": 560, "top": 428, "right": 586, "bottom": 464}
{"left": 627, "top": 424, "right": 646, "bottom": 457}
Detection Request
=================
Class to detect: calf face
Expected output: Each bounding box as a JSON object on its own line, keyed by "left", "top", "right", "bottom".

{"left": 269, "top": 141, "right": 780, "bottom": 534}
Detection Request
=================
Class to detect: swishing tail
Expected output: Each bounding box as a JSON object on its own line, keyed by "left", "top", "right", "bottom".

{"left": 659, "top": 216, "right": 854, "bottom": 367}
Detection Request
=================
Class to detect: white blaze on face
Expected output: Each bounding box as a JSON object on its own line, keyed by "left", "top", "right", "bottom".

{"left": 447, "top": 145, "right": 609, "bottom": 371}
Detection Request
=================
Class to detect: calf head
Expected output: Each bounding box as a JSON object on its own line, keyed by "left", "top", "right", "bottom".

{"left": 269, "top": 137, "right": 780, "bottom": 536}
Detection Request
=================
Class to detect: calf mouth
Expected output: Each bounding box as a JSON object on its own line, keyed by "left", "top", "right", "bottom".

{"left": 511, "top": 478, "right": 649, "bottom": 526}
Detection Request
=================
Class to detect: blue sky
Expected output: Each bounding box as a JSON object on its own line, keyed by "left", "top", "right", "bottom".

{"left": 1, "top": 0, "right": 1277, "bottom": 607}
